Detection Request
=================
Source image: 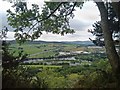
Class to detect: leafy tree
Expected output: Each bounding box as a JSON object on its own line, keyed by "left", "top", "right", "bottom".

{"left": 0, "top": 26, "right": 28, "bottom": 69}
{"left": 88, "top": 3, "right": 119, "bottom": 52}
{"left": 1, "top": 28, "right": 31, "bottom": 88}
{"left": 88, "top": 4, "right": 120, "bottom": 78}
{"left": 1, "top": 40, "right": 47, "bottom": 88}
{"left": 94, "top": 1, "right": 120, "bottom": 78}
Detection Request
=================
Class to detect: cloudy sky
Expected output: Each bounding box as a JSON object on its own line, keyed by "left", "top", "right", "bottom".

{"left": 0, "top": 0, "right": 100, "bottom": 41}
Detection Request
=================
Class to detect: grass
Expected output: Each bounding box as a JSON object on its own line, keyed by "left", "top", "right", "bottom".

{"left": 9, "top": 43, "right": 105, "bottom": 59}
{"left": 29, "top": 51, "right": 56, "bottom": 58}
{"left": 10, "top": 43, "right": 58, "bottom": 58}
{"left": 9, "top": 43, "right": 78, "bottom": 58}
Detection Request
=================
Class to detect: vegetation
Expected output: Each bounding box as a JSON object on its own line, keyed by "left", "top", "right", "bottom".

{"left": 1, "top": 0, "right": 120, "bottom": 89}
{"left": 5, "top": 1, "right": 120, "bottom": 78}
{"left": 2, "top": 41, "right": 120, "bottom": 88}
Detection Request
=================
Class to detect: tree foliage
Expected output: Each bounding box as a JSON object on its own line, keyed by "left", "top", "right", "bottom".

{"left": 2, "top": 41, "right": 28, "bottom": 69}
{"left": 6, "top": 2, "right": 84, "bottom": 43}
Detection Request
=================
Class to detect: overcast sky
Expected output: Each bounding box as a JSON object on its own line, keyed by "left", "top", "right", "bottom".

{"left": 0, "top": 0, "right": 100, "bottom": 41}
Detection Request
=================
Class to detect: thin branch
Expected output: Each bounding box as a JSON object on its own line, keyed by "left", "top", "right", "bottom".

{"left": 65, "top": 2, "right": 77, "bottom": 16}
{"left": 40, "top": 2, "right": 64, "bottom": 22}
{"left": 27, "top": 2, "right": 63, "bottom": 34}
{"left": 27, "top": 2, "right": 77, "bottom": 34}
{"left": 27, "top": 23, "right": 37, "bottom": 33}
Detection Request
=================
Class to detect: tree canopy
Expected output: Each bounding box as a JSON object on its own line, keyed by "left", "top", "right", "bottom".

{"left": 6, "top": 2, "right": 85, "bottom": 43}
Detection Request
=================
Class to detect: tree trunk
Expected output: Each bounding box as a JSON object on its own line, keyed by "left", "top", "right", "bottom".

{"left": 94, "top": 1, "right": 120, "bottom": 75}
{"left": 111, "top": 1, "right": 120, "bottom": 17}
{"left": 111, "top": 1, "right": 120, "bottom": 57}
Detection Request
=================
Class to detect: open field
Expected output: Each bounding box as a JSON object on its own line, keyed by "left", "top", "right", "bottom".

{"left": 9, "top": 42, "right": 107, "bottom": 68}
{"left": 10, "top": 42, "right": 105, "bottom": 59}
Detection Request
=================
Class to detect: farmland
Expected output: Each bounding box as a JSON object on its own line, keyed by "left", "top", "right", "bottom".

{"left": 3, "top": 41, "right": 115, "bottom": 88}
{"left": 9, "top": 41, "right": 106, "bottom": 68}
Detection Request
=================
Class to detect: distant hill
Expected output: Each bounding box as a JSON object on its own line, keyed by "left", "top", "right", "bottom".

{"left": 62, "top": 41, "right": 94, "bottom": 46}
{"left": 6, "top": 40, "right": 94, "bottom": 46}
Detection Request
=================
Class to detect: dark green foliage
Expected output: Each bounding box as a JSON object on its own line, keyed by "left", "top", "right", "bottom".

{"left": 2, "top": 66, "right": 48, "bottom": 88}
{"left": 2, "top": 41, "right": 32, "bottom": 88}
{"left": 2, "top": 41, "right": 18, "bottom": 69}
{"left": 2, "top": 41, "right": 28, "bottom": 69}
{"left": 75, "top": 53, "right": 107, "bottom": 61}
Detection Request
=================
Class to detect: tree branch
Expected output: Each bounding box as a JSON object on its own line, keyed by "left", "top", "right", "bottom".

{"left": 27, "top": 2, "right": 63, "bottom": 34}
{"left": 65, "top": 2, "right": 77, "bottom": 16}
{"left": 27, "top": 2, "right": 78, "bottom": 34}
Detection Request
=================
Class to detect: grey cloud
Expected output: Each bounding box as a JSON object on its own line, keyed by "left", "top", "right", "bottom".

{"left": 70, "top": 19, "right": 90, "bottom": 31}
{"left": 1, "top": 12, "right": 13, "bottom": 31}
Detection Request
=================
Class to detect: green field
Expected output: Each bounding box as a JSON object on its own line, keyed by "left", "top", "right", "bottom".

{"left": 10, "top": 43, "right": 58, "bottom": 58}
{"left": 10, "top": 43, "right": 80, "bottom": 58}
{"left": 10, "top": 43, "right": 105, "bottom": 59}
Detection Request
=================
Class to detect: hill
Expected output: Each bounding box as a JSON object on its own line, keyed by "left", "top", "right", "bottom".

{"left": 7, "top": 40, "right": 94, "bottom": 46}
